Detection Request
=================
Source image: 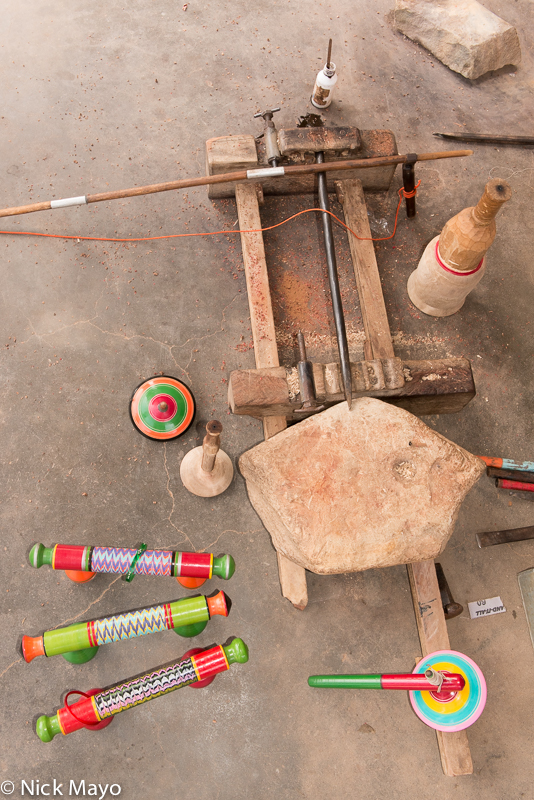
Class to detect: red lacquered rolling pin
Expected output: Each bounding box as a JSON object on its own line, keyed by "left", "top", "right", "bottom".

{"left": 36, "top": 638, "right": 249, "bottom": 742}
{"left": 29, "top": 542, "right": 235, "bottom": 588}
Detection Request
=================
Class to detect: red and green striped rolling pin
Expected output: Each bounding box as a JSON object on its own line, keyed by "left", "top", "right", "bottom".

{"left": 22, "top": 590, "right": 230, "bottom": 665}
{"left": 479, "top": 456, "right": 534, "bottom": 474}
{"left": 29, "top": 542, "right": 235, "bottom": 588}
{"left": 308, "top": 671, "right": 465, "bottom": 692}
{"left": 36, "top": 637, "right": 249, "bottom": 742}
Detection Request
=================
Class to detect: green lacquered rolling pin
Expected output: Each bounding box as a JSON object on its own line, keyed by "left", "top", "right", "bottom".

{"left": 36, "top": 638, "right": 249, "bottom": 742}
{"left": 22, "top": 591, "right": 230, "bottom": 664}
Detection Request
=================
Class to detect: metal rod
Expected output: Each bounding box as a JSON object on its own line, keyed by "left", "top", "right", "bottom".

{"left": 434, "top": 132, "right": 534, "bottom": 146}
{"left": 0, "top": 149, "right": 473, "bottom": 221}
{"left": 435, "top": 563, "right": 463, "bottom": 620}
{"left": 316, "top": 151, "right": 352, "bottom": 408}
{"left": 294, "top": 331, "right": 325, "bottom": 415}
{"left": 476, "top": 526, "right": 534, "bottom": 548}
{"left": 402, "top": 153, "right": 417, "bottom": 219}
{"left": 496, "top": 478, "right": 534, "bottom": 493}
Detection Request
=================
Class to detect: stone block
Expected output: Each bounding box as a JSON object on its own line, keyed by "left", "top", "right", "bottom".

{"left": 394, "top": 0, "right": 521, "bottom": 80}
{"left": 239, "top": 398, "right": 484, "bottom": 574}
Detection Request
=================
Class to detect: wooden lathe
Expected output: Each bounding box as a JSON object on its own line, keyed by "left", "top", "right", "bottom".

{"left": 206, "top": 124, "right": 476, "bottom": 775}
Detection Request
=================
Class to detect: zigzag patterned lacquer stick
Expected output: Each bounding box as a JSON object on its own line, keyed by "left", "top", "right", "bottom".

{"left": 29, "top": 542, "right": 235, "bottom": 588}
{"left": 36, "top": 638, "right": 249, "bottom": 741}
{"left": 22, "top": 591, "right": 230, "bottom": 664}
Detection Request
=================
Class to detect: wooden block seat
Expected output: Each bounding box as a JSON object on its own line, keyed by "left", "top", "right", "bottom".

{"left": 239, "top": 397, "right": 484, "bottom": 574}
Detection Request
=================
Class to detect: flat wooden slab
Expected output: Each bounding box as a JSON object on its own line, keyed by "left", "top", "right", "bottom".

{"left": 206, "top": 130, "right": 398, "bottom": 198}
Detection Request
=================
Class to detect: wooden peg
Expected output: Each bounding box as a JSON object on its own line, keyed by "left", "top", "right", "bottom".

{"left": 180, "top": 420, "right": 234, "bottom": 497}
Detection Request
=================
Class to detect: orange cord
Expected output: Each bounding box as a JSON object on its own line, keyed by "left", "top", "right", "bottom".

{"left": 0, "top": 182, "right": 420, "bottom": 245}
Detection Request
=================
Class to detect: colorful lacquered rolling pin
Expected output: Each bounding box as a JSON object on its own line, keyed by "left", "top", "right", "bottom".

{"left": 22, "top": 591, "right": 229, "bottom": 664}
{"left": 36, "top": 638, "right": 249, "bottom": 742}
{"left": 29, "top": 542, "right": 235, "bottom": 588}
{"left": 308, "top": 650, "right": 487, "bottom": 732}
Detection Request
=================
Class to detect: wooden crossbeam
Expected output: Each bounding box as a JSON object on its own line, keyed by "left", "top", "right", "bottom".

{"left": 228, "top": 358, "right": 475, "bottom": 419}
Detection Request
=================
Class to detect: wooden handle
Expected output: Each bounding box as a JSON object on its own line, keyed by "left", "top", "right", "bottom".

{"left": 201, "top": 420, "right": 223, "bottom": 473}
{"left": 0, "top": 150, "right": 472, "bottom": 221}
{"left": 473, "top": 180, "right": 512, "bottom": 224}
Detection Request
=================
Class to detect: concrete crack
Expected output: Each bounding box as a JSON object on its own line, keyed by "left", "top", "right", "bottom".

{"left": 0, "top": 657, "right": 23, "bottom": 681}
{"left": 172, "top": 292, "right": 240, "bottom": 351}
{"left": 50, "top": 575, "right": 122, "bottom": 628}
{"left": 203, "top": 528, "right": 262, "bottom": 551}
{"left": 161, "top": 443, "right": 196, "bottom": 550}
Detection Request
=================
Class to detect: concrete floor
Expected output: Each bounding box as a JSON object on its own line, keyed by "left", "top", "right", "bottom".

{"left": 1, "top": 1, "right": 534, "bottom": 798}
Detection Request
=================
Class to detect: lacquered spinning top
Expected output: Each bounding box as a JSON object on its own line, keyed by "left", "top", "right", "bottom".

{"left": 180, "top": 420, "right": 234, "bottom": 497}
{"left": 130, "top": 375, "right": 195, "bottom": 440}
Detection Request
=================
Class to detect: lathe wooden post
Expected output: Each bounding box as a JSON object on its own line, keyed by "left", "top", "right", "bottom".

{"left": 235, "top": 182, "right": 308, "bottom": 609}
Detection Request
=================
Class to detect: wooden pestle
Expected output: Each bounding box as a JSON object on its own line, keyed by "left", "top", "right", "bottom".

{"left": 180, "top": 420, "right": 234, "bottom": 497}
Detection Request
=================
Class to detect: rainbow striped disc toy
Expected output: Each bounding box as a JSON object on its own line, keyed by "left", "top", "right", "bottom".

{"left": 130, "top": 376, "right": 195, "bottom": 441}
{"left": 409, "top": 650, "right": 486, "bottom": 732}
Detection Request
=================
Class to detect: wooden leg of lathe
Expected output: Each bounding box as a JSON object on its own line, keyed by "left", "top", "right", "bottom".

{"left": 235, "top": 183, "right": 309, "bottom": 610}
{"left": 408, "top": 560, "right": 473, "bottom": 776}
{"left": 336, "top": 178, "right": 396, "bottom": 362}
{"left": 338, "top": 181, "right": 473, "bottom": 776}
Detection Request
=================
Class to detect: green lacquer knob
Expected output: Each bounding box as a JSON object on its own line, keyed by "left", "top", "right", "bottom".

{"left": 36, "top": 714, "right": 61, "bottom": 742}
{"left": 62, "top": 646, "right": 99, "bottom": 664}
{"left": 173, "top": 620, "right": 208, "bottom": 638}
{"left": 29, "top": 543, "right": 53, "bottom": 569}
{"left": 213, "top": 554, "right": 235, "bottom": 581}
{"left": 223, "top": 637, "right": 249, "bottom": 665}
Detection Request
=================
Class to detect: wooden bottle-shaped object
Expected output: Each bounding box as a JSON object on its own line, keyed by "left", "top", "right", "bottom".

{"left": 407, "top": 179, "right": 512, "bottom": 316}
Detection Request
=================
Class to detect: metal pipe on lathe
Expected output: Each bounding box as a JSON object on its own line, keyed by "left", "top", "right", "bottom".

{"left": 316, "top": 151, "right": 353, "bottom": 408}
{"left": 0, "top": 149, "right": 472, "bottom": 221}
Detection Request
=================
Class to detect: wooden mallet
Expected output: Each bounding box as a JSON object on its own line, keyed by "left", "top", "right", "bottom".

{"left": 180, "top": 420, "right": 234, "bottom": 498}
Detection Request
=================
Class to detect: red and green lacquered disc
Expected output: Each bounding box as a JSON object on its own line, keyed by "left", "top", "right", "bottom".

{"left": 130, "top": 376, "right": 195, "bottom": 441}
